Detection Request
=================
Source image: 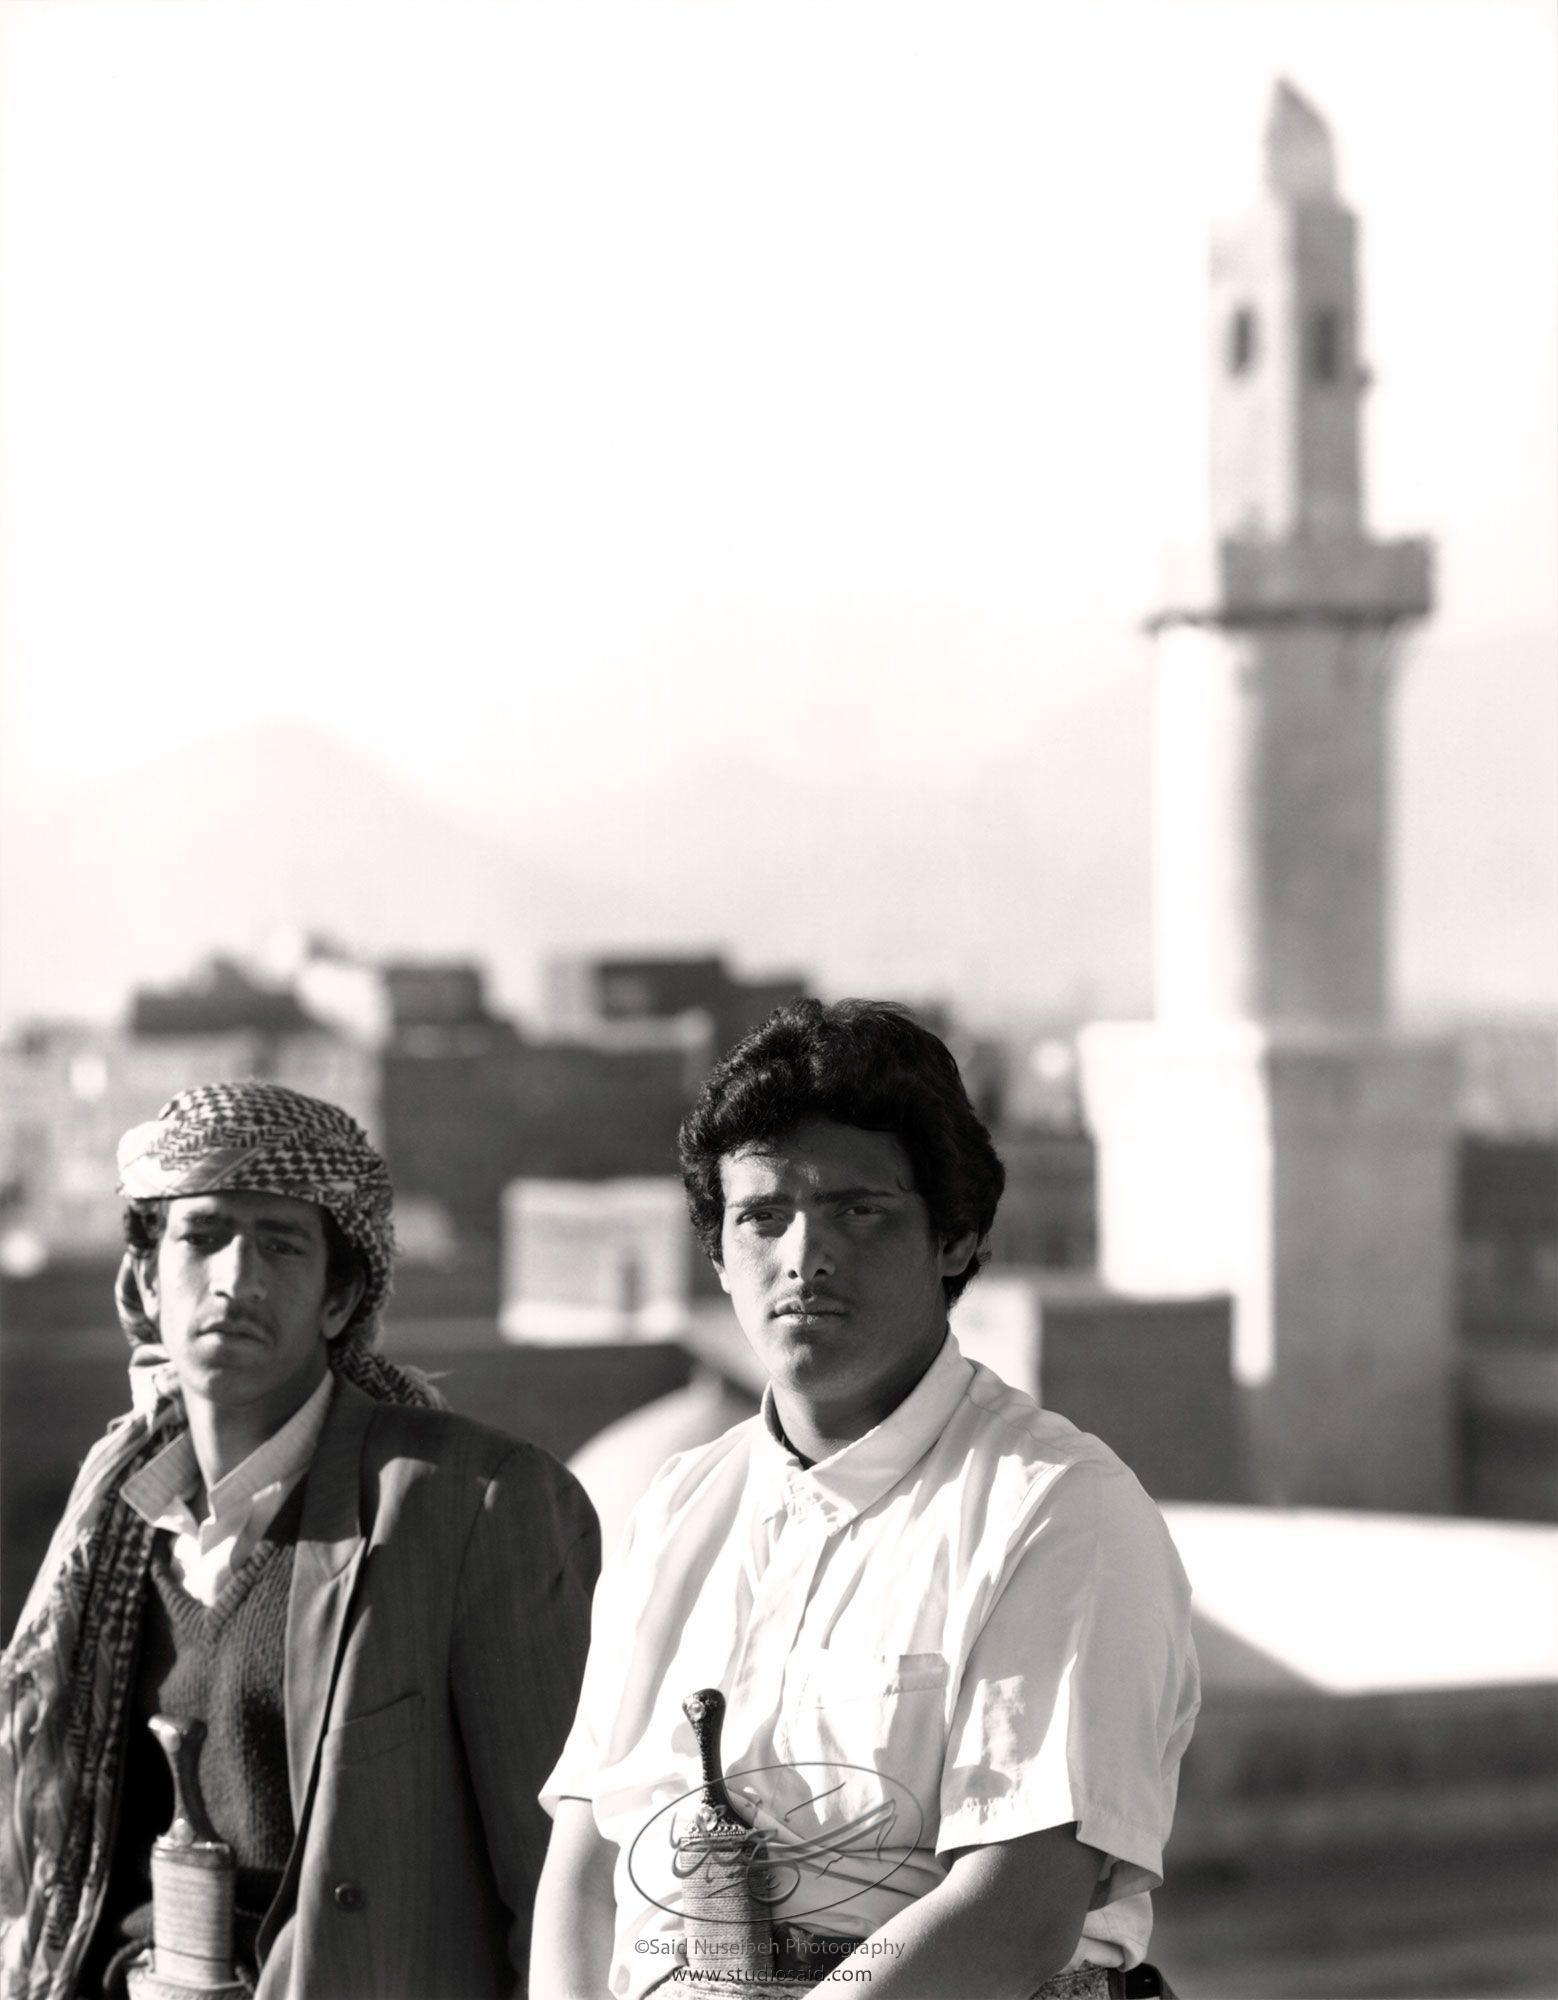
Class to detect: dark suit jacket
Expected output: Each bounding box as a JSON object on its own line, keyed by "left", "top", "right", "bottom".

{"left": 252, "top": 1380, "right": 599, "bottom": 1999}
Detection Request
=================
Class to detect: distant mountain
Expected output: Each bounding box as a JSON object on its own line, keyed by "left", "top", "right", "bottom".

{"left": 523, "top": 665, "right": 1159, "bottom": 1020}
{"left": 0, "top": 720, "right": 683, "bottom": 1025}
{"left": 1396, "top": 625, "right": 1558, "bottom": 1017}
{"left": 2, "top": 621, "right": 1553, "bottom": 1031}
{"left": 0, "top": 696, "right": 1157, "bottom": 1027}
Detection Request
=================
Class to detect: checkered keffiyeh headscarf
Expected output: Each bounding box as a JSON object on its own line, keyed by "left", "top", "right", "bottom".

{"left": 115, "top": 1080, "right": 395, "bottom": 1337}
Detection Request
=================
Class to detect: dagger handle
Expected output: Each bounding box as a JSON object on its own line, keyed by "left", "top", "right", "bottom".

{"left": 682, "top": 1688, "right": 736, "bottom": 1815}
{"left": 148, "top": 1715, "right": 220, "bottom": 1848}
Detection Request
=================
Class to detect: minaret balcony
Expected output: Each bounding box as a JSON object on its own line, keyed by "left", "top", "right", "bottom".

{"left": 1152, "top": 533, "right": 1434, "bottom": 630}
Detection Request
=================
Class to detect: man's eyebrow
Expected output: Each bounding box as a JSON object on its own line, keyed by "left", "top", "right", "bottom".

{"left": 188, "top": 1210, "right": 317, "bottom": 1241}
{"left": 727, "top": 1182, "right": 911, "bottom": 1207}
{"left": 819, "top": 1183, "right": 909, "bottom": 1203}
{"left": 252, "top": 1215, "right": 318, "bottom": 1240}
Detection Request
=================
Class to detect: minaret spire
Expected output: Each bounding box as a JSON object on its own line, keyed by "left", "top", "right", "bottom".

{"left": 1208, "top": 72, "right": 1376, "bottom": 546}
{"left": 1263, "top": 78, "right": 1337, "bottom": 202}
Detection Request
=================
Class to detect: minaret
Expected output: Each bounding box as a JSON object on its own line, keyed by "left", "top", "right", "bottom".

{"left": 1155, "top": 79, "right": 1434, "bottom": 1032}
{"left": 1081, "top": 82, "right": 1458, "bottom": 1511}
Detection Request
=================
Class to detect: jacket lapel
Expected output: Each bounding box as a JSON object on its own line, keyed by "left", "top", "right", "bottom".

{"left": 282, "top": 1377, "right": 375, "bottom": 1816}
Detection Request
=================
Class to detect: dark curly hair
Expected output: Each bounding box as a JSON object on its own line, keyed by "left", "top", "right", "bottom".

{"left": 678, "top": 998, "right": 1005, "bottom": 1304}
{"left": 124, "top": 1198, "right": 366, "bottom": 1305}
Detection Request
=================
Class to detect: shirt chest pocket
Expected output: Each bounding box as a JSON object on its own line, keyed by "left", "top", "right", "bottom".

{"left": 772, "top": 1652, "right": 948, "bottom": 1837}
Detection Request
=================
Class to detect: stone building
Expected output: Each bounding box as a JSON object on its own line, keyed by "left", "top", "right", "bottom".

{"left": 542, "top": 952, "right": 805, "bottom": 1076}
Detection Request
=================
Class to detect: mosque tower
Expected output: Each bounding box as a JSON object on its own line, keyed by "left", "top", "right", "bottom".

{"left": 1080, "top": 82, "right": 1458, "bottom": 1510}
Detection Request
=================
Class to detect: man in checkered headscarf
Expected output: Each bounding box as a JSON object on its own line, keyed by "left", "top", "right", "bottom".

{"left": 1, "top": 1079, "right": 600, "bottom": 2000}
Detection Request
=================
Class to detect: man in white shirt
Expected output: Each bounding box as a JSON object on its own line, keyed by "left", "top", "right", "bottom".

{"left": 532, "top": 999, "right": 1198, "bottom": 2000}
{"left": 1, "top": 1080, "right": 598, "bottom": 2000}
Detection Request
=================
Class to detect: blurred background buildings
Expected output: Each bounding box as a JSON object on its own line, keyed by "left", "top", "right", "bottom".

{"left": 1, "top": 7, "right": 1555, "bottom": 1996}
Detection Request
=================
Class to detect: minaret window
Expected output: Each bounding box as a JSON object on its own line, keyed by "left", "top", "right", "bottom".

{"left": 1228, "top": 307, "right": 1258, "bottom": 376}
{"left": 1308, "top": 308, "right": 1341, "bottom": 382}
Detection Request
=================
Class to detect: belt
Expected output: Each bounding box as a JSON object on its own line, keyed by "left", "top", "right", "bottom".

{"left": 1033, "top": 1967, "right": 1179, "bottom": 2000}
{"left": 772, "top": 1925, "right": 1177, "bottom": 1998}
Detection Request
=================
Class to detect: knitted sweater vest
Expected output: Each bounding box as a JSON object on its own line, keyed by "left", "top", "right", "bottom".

{"left": 83, "top": 1487, "right": 303, "bottom": 1992}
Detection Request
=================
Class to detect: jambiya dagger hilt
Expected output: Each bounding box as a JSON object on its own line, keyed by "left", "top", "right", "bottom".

{"left": 684, "top": 1688, "right": 743, "bottom": 1822}
{"left": 126, "top": 1716, "right": 251, "bottom": 2000}
{"left": 676, "top": 1689, "right": 778, "bottom": 1983}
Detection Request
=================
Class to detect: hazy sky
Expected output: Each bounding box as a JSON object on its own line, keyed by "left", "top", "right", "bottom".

{"left": 1, "top": 0, "right": 1554, "bottom": 1013}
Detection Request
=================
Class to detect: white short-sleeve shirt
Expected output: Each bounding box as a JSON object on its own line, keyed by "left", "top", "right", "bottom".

{"left": 544, "top": 1334, "right": 1199, "bottom": 1998}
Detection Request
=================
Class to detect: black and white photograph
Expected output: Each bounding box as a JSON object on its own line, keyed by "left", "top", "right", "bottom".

{"left": 1, "top": 3, "right": 1554, "bottom": 1996}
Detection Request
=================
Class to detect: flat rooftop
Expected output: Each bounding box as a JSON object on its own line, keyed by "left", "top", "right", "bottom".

{"left": 1164, "top": 1503, "right": 1558, "bottom": 1695}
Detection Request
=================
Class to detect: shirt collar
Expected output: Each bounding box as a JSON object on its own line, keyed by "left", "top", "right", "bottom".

{"left": 122, "top": 1369, "right": 335, "bottom": 1544}
{"left": 755, "top": 1331, "right": 973, "bottom": 1531}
